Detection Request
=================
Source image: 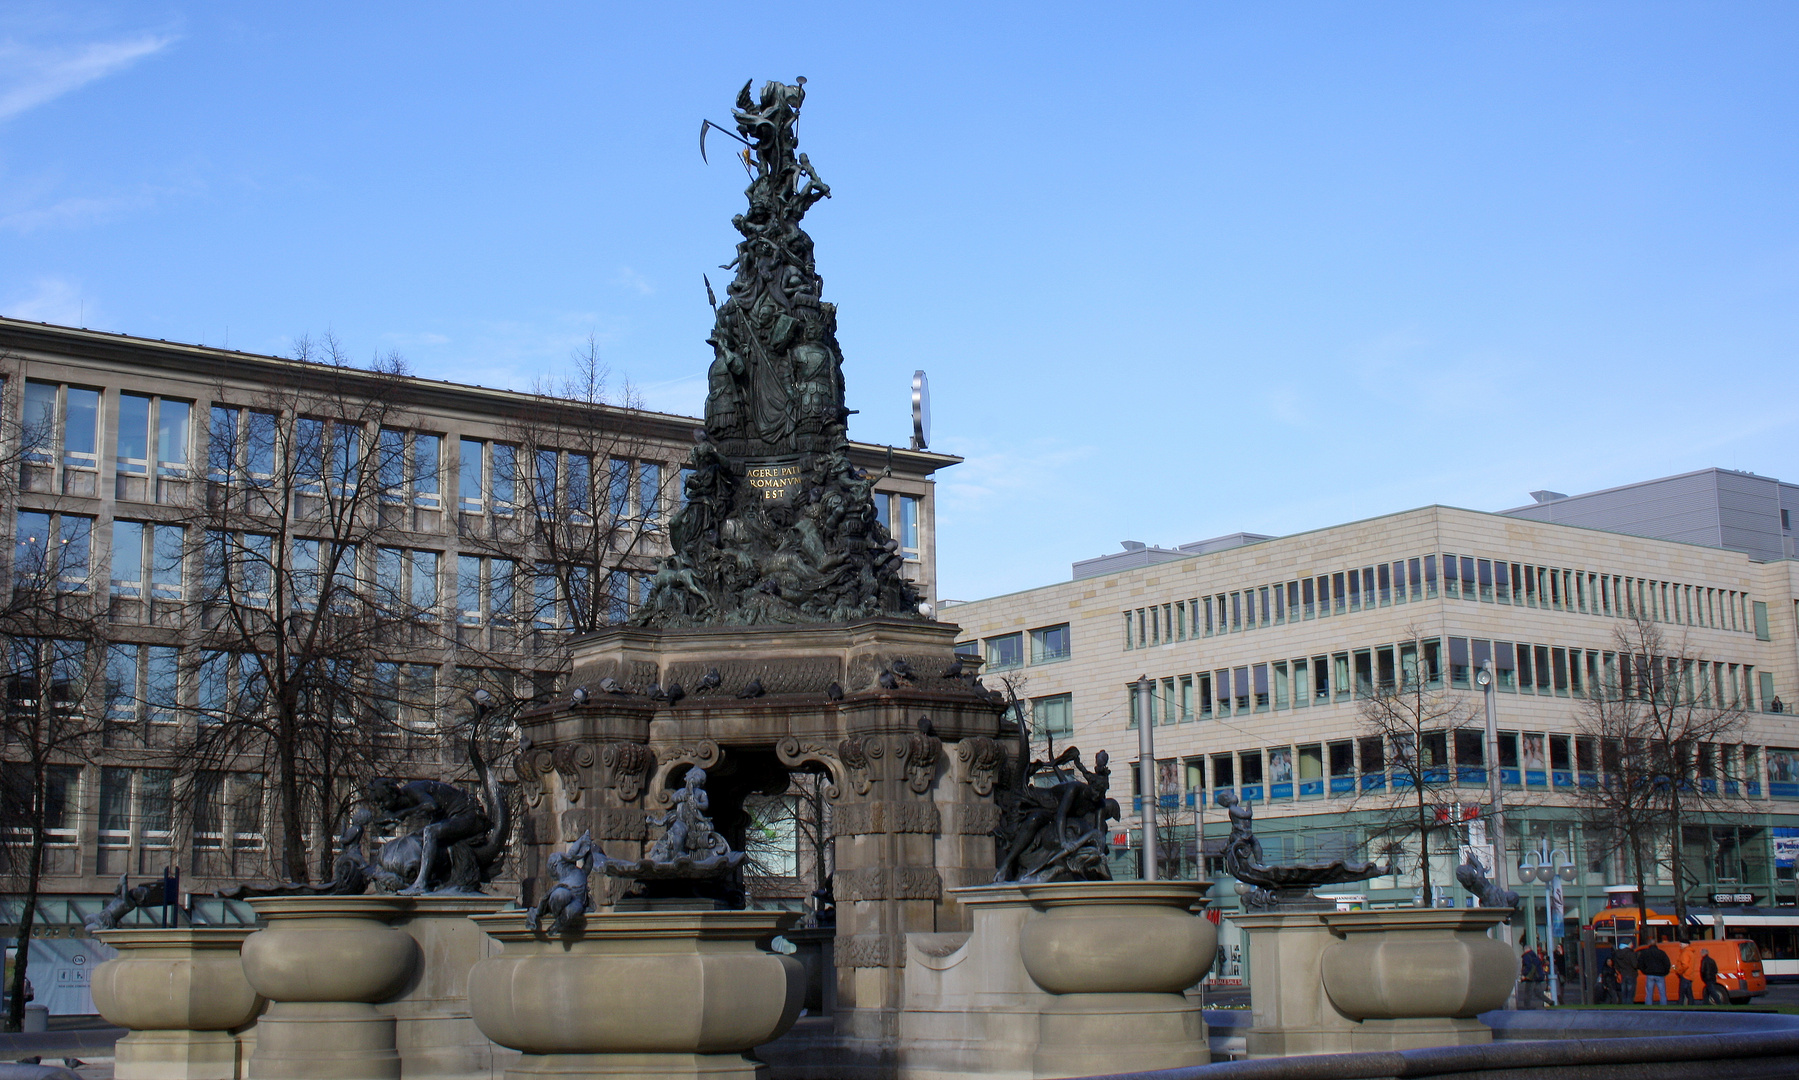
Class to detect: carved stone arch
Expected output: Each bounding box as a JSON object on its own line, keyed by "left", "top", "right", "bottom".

{"left": 775, "top": 735, "right": 844, "bottom": 800}
{"left": 647, "top": 740, "right": 723, "bottom": 807}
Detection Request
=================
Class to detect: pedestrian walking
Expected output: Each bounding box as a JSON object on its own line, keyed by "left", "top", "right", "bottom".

{"left": 1519, "top": 944, "right": 1546, "bottom": 1009}
{"left": 1677, "top": 941, "right": 1705, "bottom": 1005}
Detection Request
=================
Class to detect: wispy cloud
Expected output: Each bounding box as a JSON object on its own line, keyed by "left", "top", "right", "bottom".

{"left": 611, "top": 267, "right": 654, "bottom": 296}
{"left": 0, "top": 33, "right": 175, "bottom": 123}
{"left": 0, "top": 192, "right": 148, "bottom": 232}
{"left": 3, "top": 277, "right": 90, "bottom": 325}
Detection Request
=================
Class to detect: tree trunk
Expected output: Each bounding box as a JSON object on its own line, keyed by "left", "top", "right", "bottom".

{"left": 278, "top": 729, "right": 307, "bottom": 884}
{"left": 1669, "top": 791, "right": 1688, "bottom": 940}
{"left": 5, "top": 791, "right": 47, "bottom": 1033}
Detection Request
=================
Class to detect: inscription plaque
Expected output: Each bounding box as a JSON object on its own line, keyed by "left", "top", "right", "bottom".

{"left": 743, "top": 461, "right": 804, "bottom": 503}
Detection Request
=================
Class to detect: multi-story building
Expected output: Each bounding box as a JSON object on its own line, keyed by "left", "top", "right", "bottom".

{"left": 0, "top": 316, "right": 954, "bottom": 1011}
{"left": 945, "top": 476, "right": 1799, "bottom": 973}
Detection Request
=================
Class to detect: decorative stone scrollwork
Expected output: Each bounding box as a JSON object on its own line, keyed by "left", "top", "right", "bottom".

{"left": 956, "top": 736, "right": 1004, "bottom": 796}
{"left": 834, "top": 800, "right": 941, "bottom": 836}
{"left": 951, "top": 802, "right": 1003, "bottom": 836}
{"left": 901, "top": 729, "right": 942, "bottom": 794}
{"left": 775, "top": 736, "right": 844, "bottom": 800}
{"left": 838, "top": 735, "right": 874, "bottom": 795}
{"left": 836, "top": 867, "right": 943, "bottom": 901}
{"left": 515, "top": 747, "right": 556, "bottom": 808}
{"left": 552, "top": 742, "right": 596, "bottom": 805}
{"left": 834, "top": 933, "right": 898, "bottom": 969}
{"left": 601, "top": 743, "right": 656, "bottom": 802}
{"left": 647, "top": 740, "right": 723, "bottom": 807}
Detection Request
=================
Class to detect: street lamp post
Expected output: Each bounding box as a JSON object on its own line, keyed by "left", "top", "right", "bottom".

{"left": 1475, "top": 659, "right": 1510, "bottom": 944}
{"left": 1136, "top": 674, "right": 1158, "bottom": 882}
{"left": 1518, "top": 842, "right": 1577, "bottom": 1005}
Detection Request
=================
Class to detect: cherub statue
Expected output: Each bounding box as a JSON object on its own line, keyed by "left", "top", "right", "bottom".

{"left": 528, "top": 830, "right": 596, "bottom": 934}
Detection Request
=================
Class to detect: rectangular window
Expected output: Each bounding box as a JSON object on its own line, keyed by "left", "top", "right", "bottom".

{"left": 145, "top": 646, "right": 178, "bottom": 722}
{"left": 1755, "top": 601, "right": 1771, "bottom": 641}
{"left": 1347, "top": 569, "right": 1361, "bottom": 611}
{"left": 1239, "top": 750, "right": 1263, "bottom": 786}
{"left": 1473, "top": 638, "right": 1492, "bottom": 685}
{"left": 1302, "top": 578, "right": 1315, "bottom": 618}
{"left": 1273, "top": 661, "right": 1289, "bottom": 709}
{"left": 490, "top": 443, "right": 516, "bottom": 512}
{"left": 1378, "top": 563, "right": 1392, "bottom": 605}
{"left": 1333, "top": 653, "right": 1350, "bottom": 701}
{"left": 1422, "top": 639, "right": 1442, "bottom": 687}
{"left": 1122, "top": 611, "right": 1133, "bottom": 650}
{"left": 1030, "top": 624, "right": 1070, "bottom": 663}
{"left": 1535, "top": 645, "right": 1553, "bottom": 693}
{"left": 1313, "top": 655, "right": 1330, "bottom": 702}
{"left": 608, "top": 458, "right": 631, "bottom": 520}
{"left": 460, "top": 438, "right": 485, "bottom": 512}
{"left": 1212, "top": 753, "right": 1233, "bottom": 789}
{"left": 1230, "top": 592, "right": 1241, "bottom": 631}
{"left": 1254, "top": 663, "right": 1269, "bottom": 710}
{"left": 458, "top": 556, "right": 483, "bottom": 625}
{"left": 1031, "top": 694, "right": 1073, "bottom": 737}
{"left": 986, "top": 633, "right": 1023, "bottom": 670}
{"left": 139, "top": 769, "right": 172, "bottom": 840}
{"left": 1258, "top": 587, "right": 1270, "bottom": 626}
{"left": 1477, "top": 559, "right": 1493, "bottom": 602}
{"left": 898, "top": 495, "right": 920, "bottom": 559}
{"left": 1377, "top": 645, "right": 1396, "bottom": 690}
{"left": 1442, "top": 554, "right": 1459, "bottom": 598}
{"left": 1353, "top": 649, "right": 1373, "bottom": 697}
{"left": 414, "top": 434, "right": 441, "bottom": 508}
{"left": 99, "top": 766, "right": 132, "bottom": 842}
{"left": 1272, "top": 585, "right": 1284, "bottom": 625}
{"left": 1498, "top": 561, "right": 1514, "bottom": 604}
{"left": 411, "top": 550, "right": 439, "bottom": 614}
{"left": 1461, "top": 556, "right": 1477, "bottom": 600}
{"left": 639, "top": 462, "right": 662, "bottom": 522}
{"left": 1423, "top": 555, "right": 1437, "bottom": 598}
{"left": 117, "top": 392, "right": 151, "bottom": 475}
{"left": 112, "top": 520, "right": 144, "bottom": 597}
{"left": 150, "top": 523, "right": 184, "bottom": 599}
{"left": 1449, "top": 637, "right": 1471, "bottom": 688}
{"left": 1198, "top": 672, "right": 1213, "bottom": 718}
{"left": 1231, "top": 666, "right": 1249, "bottom": 712}
{"left": 1332, "top": 572, "right": 1346, "bottom": 614}
{"left": 1179, "top": 674, "right": 1194, "bottom": 720}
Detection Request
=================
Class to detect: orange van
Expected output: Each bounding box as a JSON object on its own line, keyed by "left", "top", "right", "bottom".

{"left": 1621, "top": 939, "right": 1767, "bottom": 1005}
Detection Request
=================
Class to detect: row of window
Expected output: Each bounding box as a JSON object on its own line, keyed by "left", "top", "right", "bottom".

{"left": 1126, "top": 735, "right": 1795, "bottom": 805}
{"left": 13, "top": 512, "right": 656, "bottom": 627}
{"left": 8, "top": 636, "right": 539, "bottom": 731}
{"left": 1123, "top": 637, "right": 1773, "bottom": 726}
{"left": 1122, "top": 553, "right": 1766, "bottom": 651}
{"left": 965, "top": 623, "right": 1071, "bottom": 672}
{"left": 7, "top": 763, "right": 357, "bottom": 851}
{"left": 22, "top": 380, "right": 676, "bottom": 521}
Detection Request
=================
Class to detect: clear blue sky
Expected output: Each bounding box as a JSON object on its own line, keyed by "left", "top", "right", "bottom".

{"left": 4, "top": 3, "right": 1796, "bottom": 602}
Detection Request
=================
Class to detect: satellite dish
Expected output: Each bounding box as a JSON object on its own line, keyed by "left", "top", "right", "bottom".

{"left": 911, "top": 370, "right": 930, "bottom": 450}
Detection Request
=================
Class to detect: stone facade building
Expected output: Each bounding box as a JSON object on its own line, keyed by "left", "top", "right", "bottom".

{"left": 945, "top": 480, "right": 1799, "bottom": 965}
{"left": 0, "top": 315, "right": 954, "bottom": 1003}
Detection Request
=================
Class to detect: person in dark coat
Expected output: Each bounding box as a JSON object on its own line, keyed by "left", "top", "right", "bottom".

{"left": 1639, "top": 940, "right": 1673, "bottom": 1004}
{"left": 1612, "top": 941, "right": 1640, "bottom": 1003}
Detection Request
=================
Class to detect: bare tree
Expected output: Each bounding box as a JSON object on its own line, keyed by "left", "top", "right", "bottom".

{"left": 461, "top": 339, "right": 665, "bottom": 670}
{"left": 1573, "top": 615, "right": 1748, "bottom": 936}
{"left": 1354, "top": 639, "right": 1484, "bottom": 905}
{"left": 166, "top": 334, "right": 445, "bottom": 884}
{"left": 0, "top": 366, "right": 113, "bottom": 1030}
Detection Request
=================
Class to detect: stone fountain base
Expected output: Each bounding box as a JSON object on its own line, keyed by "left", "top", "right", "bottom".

{"left": 92, "top": 927, "right": 263, "bottom": 1080}
{"left": 898, "top": 881, "right": 1214, "bottom": 1080}
{"left": 468, "top": 905, "right": 804, "bottom": 1080}
{"left": 1234, "top": 906, "right": 1517, "bottom": 1057}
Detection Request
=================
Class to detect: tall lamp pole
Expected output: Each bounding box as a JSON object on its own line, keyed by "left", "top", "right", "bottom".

{"left": 1477, "top": 659, "right": 1510, "bottom": 939}
{"left": 1136, "top": 674, "right": 1158, "bottom": 882}
{"left": 1519, "top": 843, "right": 1577, "bottom": 1005}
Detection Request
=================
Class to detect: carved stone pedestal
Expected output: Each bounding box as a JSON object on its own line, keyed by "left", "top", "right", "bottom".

{"left": 92, "top": 927, "right": 263, "bottom": 1080}
{"left": 468, "top": 908, "right": 804, "bottom": 1080}
{"left": 516, "top": 619, "right": 1006, "bottom": 1080}
{"left": 1236, "top": 906, "right": 1518, "bottom": 1057}
{"left": 898, "top": 883, "right": 1213, "bottom": 1080}
{"left": 241, "top": 897, "right": 417, "bottom": 1080}
{"left": 380, "top": 896, "right": 517, "bottom": 1080}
